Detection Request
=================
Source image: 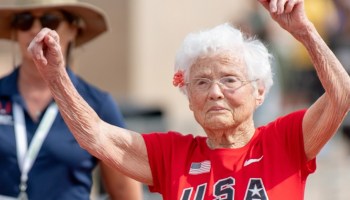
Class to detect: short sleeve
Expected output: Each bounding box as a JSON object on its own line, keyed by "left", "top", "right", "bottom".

{"left": 264, "top": 109, "right": 316, "bottom": 175}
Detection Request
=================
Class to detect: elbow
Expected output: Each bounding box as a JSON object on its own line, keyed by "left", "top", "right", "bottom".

{"left": 343, "top": 89, "right": 350, "bottom": 112}
{"left": 328, "top": 89, "right": 350, "bottom": 113}
{"left": 69, "top": 118, "right": 102, "bottom": 152}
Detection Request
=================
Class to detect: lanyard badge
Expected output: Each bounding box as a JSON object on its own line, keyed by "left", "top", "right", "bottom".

{"left": 13, "top": 102, "right": 58, "bottom": 199}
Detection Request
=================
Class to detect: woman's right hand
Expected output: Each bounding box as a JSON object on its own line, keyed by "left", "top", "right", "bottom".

{"left": 28, "top": 28, "right": 66, "bottom": 81}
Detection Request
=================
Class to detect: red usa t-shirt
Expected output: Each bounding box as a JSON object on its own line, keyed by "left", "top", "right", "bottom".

{"left": 142, "top": 110, "right": 316, "bottom": 200}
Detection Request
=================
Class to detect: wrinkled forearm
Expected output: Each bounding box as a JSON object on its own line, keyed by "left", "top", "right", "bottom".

{"left": 47, "top": 71, "right": 152, "bottom": 184}
{"left": 48, "top": 70, "right": 102, "bottom": 153}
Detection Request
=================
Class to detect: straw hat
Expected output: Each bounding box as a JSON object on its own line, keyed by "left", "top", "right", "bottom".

{"left": 0, "top": 0, "right": 108, "bottom": 46}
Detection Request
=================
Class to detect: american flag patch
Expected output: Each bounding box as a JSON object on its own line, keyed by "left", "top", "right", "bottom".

{"left": 189, "top": 160, "right": 211, "bottom": 175}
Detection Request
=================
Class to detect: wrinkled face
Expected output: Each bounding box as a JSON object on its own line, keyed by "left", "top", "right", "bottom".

{"left": 14, "top": 9, "right": 77, "bottom": 62}
{"left": 187, "top": 53, "right": 263, "bottom": 130}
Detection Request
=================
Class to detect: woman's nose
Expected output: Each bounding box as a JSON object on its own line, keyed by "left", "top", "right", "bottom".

{"left": 207, "top": 82, "right": 224, "bottom": 100}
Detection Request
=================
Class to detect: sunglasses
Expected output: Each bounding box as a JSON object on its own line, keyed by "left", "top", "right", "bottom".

{"left": 12, "top": 12, "right": 67, "bottom": 31}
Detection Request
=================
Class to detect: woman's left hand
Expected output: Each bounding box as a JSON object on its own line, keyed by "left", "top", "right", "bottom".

{"left": 258, "top": 0, "right": 311, "bottom": 37}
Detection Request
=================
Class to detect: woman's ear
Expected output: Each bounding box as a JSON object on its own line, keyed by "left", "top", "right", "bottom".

{"left": 255, "top": 86, "right": 266, "bottom": 107}
{"left": 188, "top": 90, "right": 195, "bottom": 111}
{"left": 188, "top": 97, "right": 194, "bottom": 111}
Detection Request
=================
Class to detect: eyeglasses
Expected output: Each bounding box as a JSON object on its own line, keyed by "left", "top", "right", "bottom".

{"left": 186, "top": 76, "right": 258, "bottom": 92}
{"left": 12, "top": 12, "right": 66, "bottom": 31}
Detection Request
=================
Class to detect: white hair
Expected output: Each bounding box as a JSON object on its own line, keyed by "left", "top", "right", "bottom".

{"left": 174, "top": 23, "right": 273, "bottom": 96}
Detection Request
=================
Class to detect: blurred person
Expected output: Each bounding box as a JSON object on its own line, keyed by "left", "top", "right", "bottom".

{"left": 285, "top": 0, "right": 336, "bottom": 105}
{"left": 0, "top": 0, "right": 142, "bottom": 199}
{"left": 29, "top": 0, "right": 350, "bottom": 199}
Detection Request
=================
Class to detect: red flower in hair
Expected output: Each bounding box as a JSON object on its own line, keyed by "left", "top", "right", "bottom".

{"left": 173, "top": 70, "right": 185, "bottom": 87}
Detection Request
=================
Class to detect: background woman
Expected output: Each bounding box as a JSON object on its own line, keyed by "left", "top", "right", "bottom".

{"left": 0, "top": 0, "right": 142, "bottom": 199}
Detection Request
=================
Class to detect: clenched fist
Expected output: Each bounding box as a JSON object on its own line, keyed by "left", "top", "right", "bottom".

{"left": 28, "top": 28, "right": 66, "bottom": 81}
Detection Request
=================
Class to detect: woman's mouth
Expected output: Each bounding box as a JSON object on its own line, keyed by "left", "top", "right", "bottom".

{"left": 208, "top": 106, "right": 228, "bottom": 112}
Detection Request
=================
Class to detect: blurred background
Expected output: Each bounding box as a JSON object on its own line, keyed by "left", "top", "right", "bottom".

{"left": 0, "top": 0, "right": 349, "bottom": 199}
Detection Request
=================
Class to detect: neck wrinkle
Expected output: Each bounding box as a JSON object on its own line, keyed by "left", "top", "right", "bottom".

{"left": 205, "top": 120, "right": 255, "bottom": 149}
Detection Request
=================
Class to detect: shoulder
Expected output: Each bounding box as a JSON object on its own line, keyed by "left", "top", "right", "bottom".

{"left": 68, "top": 70, "right": 124, "bottom": 125}
{"left": 73, "top": 75, "right": 110, "bottom": 100}
{"left": 69, "top": 71, "right": 116, "bottom": 107}
{"left": 257, "top": 109, "right": 307, "bottom": 145}
{"left": 261, "top": 109, "right": 307, "bottom": 129}
{"left": 0, "top": 70, "right": 18, "bottom": 96}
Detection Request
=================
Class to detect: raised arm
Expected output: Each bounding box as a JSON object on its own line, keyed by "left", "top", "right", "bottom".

{"left": 258, "top": 0, "right": 350, "bottom": 160}
{"left": 28, "top": 28, "right": 153, "bottom": 185}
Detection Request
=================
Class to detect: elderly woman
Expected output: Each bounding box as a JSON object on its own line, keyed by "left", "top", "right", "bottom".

{"left": 29, "top": 0, "right": 350, "bottom": 199}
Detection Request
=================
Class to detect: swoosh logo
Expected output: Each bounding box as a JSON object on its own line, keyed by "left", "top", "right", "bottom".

{"left": 243, "top": 155, "right": 263, "bottom": 167}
